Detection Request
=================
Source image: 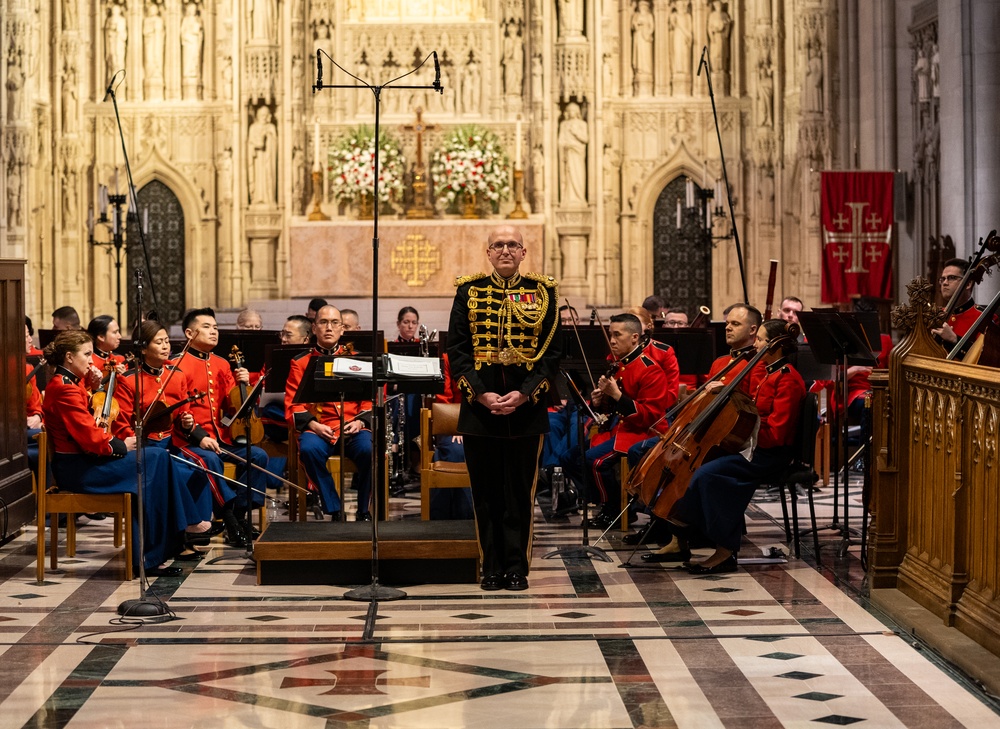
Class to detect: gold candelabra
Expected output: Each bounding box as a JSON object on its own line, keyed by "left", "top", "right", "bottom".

{"left": 507, "top": 167, "right": 528, "bottom": 219}
{"left": 308, "top": 169, "right": 329, "bottom": 221}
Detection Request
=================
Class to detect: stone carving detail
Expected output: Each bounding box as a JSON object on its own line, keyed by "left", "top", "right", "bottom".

{"left": 247, "top": 105, "right": 278, "bottom": 206}
{"left": 708, "top": 1, "right": 732, "bottom": 94}
{"left": 557, "top": 0, "right": 584, "bottom": 39}
{"left": 669, "top": 0, "right": 693, "bottom": 94}
{"left": 558, "top": 102, "right": 588, "bottom": 205}
{"left": 104, "top": 2, "right": 127, "bottom": 82}
{"left": 249, "top": 0, "right": 276, "bottom": 43}
{"left": 757, "top": 53, "right": 773, "bottom": 127}
{"left": 7, "top": 51, "right": 25, "bottom": 122}
{"left": 7, "top": 158, "right": 22, "bottom": 227}
{"left": 501, "top": 24, "right": 524, "bottom": 98}
{"left": 143, "top": 2, "right": 165, "bottom": 100}
{"left": 631, "top": 0, "right": 654, "bottom": 97}
{"left": 181, "top": 2, "right": 204, "bottom": 99}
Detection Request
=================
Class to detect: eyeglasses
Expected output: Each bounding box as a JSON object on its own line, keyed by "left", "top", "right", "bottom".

{"left": 938, "top": 275, "right": 962, "bottom": 283}
{"left": 315, "top": 319, "right": 343, "bottom": 329}
{"left": 488, "top": 241, "right": 524, "bottom": 252}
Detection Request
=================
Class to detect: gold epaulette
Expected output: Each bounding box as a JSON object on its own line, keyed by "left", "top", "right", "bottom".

{"left": 454, "top": 272, "right": 488, "bottom": 287}
{"left": 522, "top": 271, "right": 558, "bottom": 287}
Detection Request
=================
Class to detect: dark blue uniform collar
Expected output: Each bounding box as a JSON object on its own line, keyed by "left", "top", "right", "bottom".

{"left": 141, "top": 361, "right": 164, "bottom": 377}
{"left": 314, "top": 343, "right": 342, "bottom": 356}
{"left": 490, "top": 271, "right": 522, "bottom": 289}
{"left": 188, "top": 347, "right": 211, "bottom": 361}
{"left": 55, "top": 366, "right": 80, "bottom": 384}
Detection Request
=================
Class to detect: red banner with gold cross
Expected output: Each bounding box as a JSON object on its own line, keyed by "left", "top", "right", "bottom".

{"left": 820, "top": 171, "right": 894, "bottom": 303}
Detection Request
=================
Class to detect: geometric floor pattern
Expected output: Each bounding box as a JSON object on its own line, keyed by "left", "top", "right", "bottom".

{"left": 1, "top": 482, "right": 998, "bottom": 728}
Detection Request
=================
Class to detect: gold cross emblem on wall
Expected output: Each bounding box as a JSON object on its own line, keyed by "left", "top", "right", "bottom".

{"left": 390, "top": 233, "right": 441, "bottom": 286}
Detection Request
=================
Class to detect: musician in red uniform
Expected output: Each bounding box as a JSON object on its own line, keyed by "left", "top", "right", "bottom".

{"left": 172, "top": 308, "right": 269, "bottom": 538}
{"left": 932, "top": 258, "right": 982, "bottom": 354}
{"left": 41, "top": 330, "right": 204, "bottom": 576}
{"left": 26, "top": 362, "right": 44, "bottom": 476}
{"left": 87, "top": 315, "right": 127, "bottom": 374}
{"left": 285, "top": 305, "right": 373, "bottom": 521}
{"left": 585, "top": 313, "right": 671, "bottom": 529}
{"left": 656, "top": 319, "right": 805, "bottom": 573}
{"left": 113, "top": 321, "right": 216, "bottom": 549}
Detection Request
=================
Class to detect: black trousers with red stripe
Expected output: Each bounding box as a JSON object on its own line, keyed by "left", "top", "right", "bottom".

{"left": 463, "top": 434, "right": 542, "bottom": 577}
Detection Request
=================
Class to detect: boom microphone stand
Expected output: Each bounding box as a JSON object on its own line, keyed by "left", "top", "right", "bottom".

{"left": 313, "top": 49, "right": 444, "bottom": 602}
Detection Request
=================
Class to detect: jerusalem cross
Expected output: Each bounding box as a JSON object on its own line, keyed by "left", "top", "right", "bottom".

{"left": 822, "top": 201, "right": 892, "bottom": 274}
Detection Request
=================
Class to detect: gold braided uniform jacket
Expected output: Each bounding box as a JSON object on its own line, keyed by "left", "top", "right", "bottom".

{"left": 447, "top": 270, "right": 562, "bottom": 437}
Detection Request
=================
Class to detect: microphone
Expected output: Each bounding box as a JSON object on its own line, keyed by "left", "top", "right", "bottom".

{"left": 315, "top": 51, "right": 323, "bottom": 91}
{"left": 697, "top": 46, "right": 708, "bottom": 77}
{"left": 103, "top": 70, "right": 120, "bottom": 102}
{"left": 432, "top": 51, "right": 442, "bottom": 93}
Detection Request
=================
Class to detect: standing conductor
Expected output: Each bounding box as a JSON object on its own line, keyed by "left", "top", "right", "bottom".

{"left": 447, "top": 225, "right": 561, "bottom": 591}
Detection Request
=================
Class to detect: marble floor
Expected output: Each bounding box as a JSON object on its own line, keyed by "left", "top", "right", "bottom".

{"left": 1, "top": 481, "right": 997, "bottom": 729}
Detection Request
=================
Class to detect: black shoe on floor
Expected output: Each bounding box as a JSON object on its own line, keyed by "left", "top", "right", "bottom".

{"left": 640, "top": 548, "right": 692, "bottom": 563}
{"left": 144, "top": 566, "right": 183, "bottom": 577}
{"left": 686, "top": 556, "right": 738, "bottom": 575}
{"left": 357, "top": 512, "right": 372, "bottom": 522}
{"left": 505, "top": 573, "right": 529, "bottom": 591}
{"left": 480, "top": 573, "right": 504, "bottom": 591}
{"left": 583, "top": 511, "right": 615, "bottom": 530}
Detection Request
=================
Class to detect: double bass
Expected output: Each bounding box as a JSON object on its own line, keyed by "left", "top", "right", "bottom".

{"left": 627, "top": 321, "right": 800, "bottom": 521}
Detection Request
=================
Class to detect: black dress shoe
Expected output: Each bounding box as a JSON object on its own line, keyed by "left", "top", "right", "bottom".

{"left": 329, "top": 510, "right": 342, "bottom": 522}
{"left": 144, "top": 566, "right": 183, "bottom": 577}
{"left": 505, "top": 573, "right": 529, "bottom": 591}
{"left": 357, "top": 512, "right": 372, "bottom": 522}
{"left": 480, "top": 573, "right": 504, "bottom": 591}
{"left": 622, "top": 525, "right": 650, "bottom": 545}
{"left": 583, "top": 512, "right": 615, "bottom": 529}
{"left": 173, "top": 550, "right": 204, "bottom": 562}
{"left": 686, "top": 556, "right": 738, "bottom": 575}
{"left": 640, "top": 547, "right": 692, "bottom": 563}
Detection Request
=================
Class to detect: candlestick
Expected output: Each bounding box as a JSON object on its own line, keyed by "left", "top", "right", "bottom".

{"left": 507, "top": 168, "right": 528, "bottom": 219}
{"left": 676, "top": 198, "right": 682, "bottom": 228}
{"left": 308, "top": 169, "right": 330, "bottom": 221}
{"left": 514, "top": 116, "right": 522, "bottom": 170}
{"left": 313, "top": 118, "right": 321, "bottom": 172}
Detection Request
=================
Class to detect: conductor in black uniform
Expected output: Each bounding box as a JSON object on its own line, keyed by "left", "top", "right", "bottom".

{"left": 447, "top": 225, "right": 561, "bottom": 592}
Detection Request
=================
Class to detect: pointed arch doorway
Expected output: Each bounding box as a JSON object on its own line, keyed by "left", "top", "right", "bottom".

{"left": 652, "top": 176, "right": 712, "bottom": 318}
{"left": 127, "top": 180, "right": 186, "bottom": 327}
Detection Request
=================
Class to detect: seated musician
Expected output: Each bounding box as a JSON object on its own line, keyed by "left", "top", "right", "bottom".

{"left": 391, "top": 305, "right": 422, "bottom": 481}
{"left": 663, "top": 308, "right": 689, "bottom": 328}
{"left": 173, "top": 308, "right": 270, "bottom": 541}
{"left": 87, "top": 315, "right": 127, "bottom": 375}
{"left": 26, "top": 316, "right": 43, "bottom": 356}
{"left": 41, "top": 330, "right": 207, "bottom": 577}
{"left": 306, "top": 298, "right": 328, "bottom": 322}
{"left": 51, "top": 305, "right": 81, "bottom": 331}
{"left": 649, "top": 319, "right": 805, "bottom": 573}
{"left": 259, "top": 315, "right": 313, "bottom": 444}
{"left": 779, "top": 296, "right": 803, "bottom": 326}
{"left": 236, "top": 308, "right": 264, "bottom": 330}
{"left": 26, "top": 362, "right": 44, "bottom": 477}
{"left": 584, "top": 313, "right": 671, "bottom": 529}
{"left": 932, "top": 258, "right": 981, "bottom": 355}
{"left": 626, "top": 304, "right": 761, "bottom": 546}
{"left": 112, "top": 320, "right": 215, "bottom": 556}
{"left": 285, "top": 305, "right": 374, "bottom": 522}
{"left": 341, "top": 309, "right": 361, "bottom": 331}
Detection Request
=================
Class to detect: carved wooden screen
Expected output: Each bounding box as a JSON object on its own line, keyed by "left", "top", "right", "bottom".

{"left": 127, "top": 181, "right": 186, "bottom": 327}
{"left": 652, "top": 176, "right": 712, "bottom": 317}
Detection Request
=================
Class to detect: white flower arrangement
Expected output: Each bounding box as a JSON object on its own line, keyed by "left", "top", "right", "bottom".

{"left": 327, "top": 126, "right": 406, "bottom": 205}
{"left": 431, "top": 125, "right": 511, "bottom": 211}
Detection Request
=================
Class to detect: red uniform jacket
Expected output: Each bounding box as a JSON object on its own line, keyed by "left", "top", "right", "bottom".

{"left": 285, "top": 345, "right": 373, "bottom": 439}
{"left": 599, "top": 345, "right": 671, "bottom": 453}
{"left": 173, "top": 348, "right": 239, "bottom": 443}
{"left": 434, "top": 353, "right": 462, "bottom": 405}
{"left": 707, "top": 346, "right": 756, "bottom": 392}
{"left": 748, "top": 359, "right": 806, "bottom": 450}
{"left": 42, "top": 367, "right": 128, "bottom": 457}
{"left": 112, "top": 363, "right": 199, "bottom": 442}
{"left": 91, "top": 349, "right": 126, "bottom": 373}
{"left": 947, "top": 299, "right": 982, "bottom": 340}
{"left": 641, "top": 338, "right": 680, "bottom": 411}
{"left": 26, "top": 364, "right": 42, "bottom": 418}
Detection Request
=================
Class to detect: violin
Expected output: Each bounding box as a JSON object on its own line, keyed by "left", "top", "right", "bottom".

{"left": 227, "top": 346, "right": 264, "bottom": 444}
{"left": 144, "top": 390, "right": 207, "bottom": 438}
{"left": 90, "top": 354, "right": 133, "bottom": 433}
{"left": 26, "top": 357, "right": 46, "bottom": 398}
{"left": 626, "top": 322, "right": 800, "bottom": 521}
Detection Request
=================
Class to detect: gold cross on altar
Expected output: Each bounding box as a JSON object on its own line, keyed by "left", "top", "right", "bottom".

{"left": 823, "top": 201, "right": 892, "bottom": 274}
{"left": 402, "top": 107, "right": 437, "bottom": 174}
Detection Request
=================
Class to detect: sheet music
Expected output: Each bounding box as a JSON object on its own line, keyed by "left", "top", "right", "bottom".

{"left": 329, "top": 357, "right": 373, "bottom": 378}
{"left": 386, "top": 354, "right": 442, "bottom": 378}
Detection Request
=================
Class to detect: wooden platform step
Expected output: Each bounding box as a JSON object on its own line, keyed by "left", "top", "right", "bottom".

{"left": 254, "top": 520, "right": 480, "bottom": 586}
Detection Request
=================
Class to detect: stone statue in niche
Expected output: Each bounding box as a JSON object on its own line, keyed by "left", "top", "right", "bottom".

{"left": 757, "top": 57, "right": 773, "bottom": 126}
{"left": 62, "top": 64, "right": 79, "bottom": 130}
{"left": 558, "top": 102, "right": 588, "bottom": 205}
{"left": 532, "top": 144, "right": 544, "bottom": 203}
{"left": 531, "top": 54, "right": 543, "bottom": 103}
{"left": 6, "top": 54, "right": 24, "bottom": 122}
{"left": 249, "top": 0, "right": 276, "bottom": 43}
{"left": 314, "top": 20, "right": 329, "bottom": 42}
{"left": 914, "top": 46, "right": 929, "bottom": 102}
{"left": 292, "top": 55, "right": 304, "bottom": 103}
{"left": 221, "top": 55, "right": 233, "bottom": 101}
{"left": 758, "top": 167, "right": 775, "bottom": 224}
{"left": 804, "top": 43, "right": 823, "bottom": 113}
{"left": 631, "top": 0, "right": 654, "bottom": 97}
{"left": 247, "top": 105, "right": 278, "bottom": 205}
{"left": 218, "top": 147, "right": 233, "bottom": 203}
{"left": 669, "top": 0, "right": 692, "bottom": 93}
{"left": 557, "top": 0, "right": 584, "bottom": 39}
{"left": 63, "top": 0, "right": 78, "bottom": 30}
{"left": 708, "top": 1, "right": 732, "bottom": 91}
{"left": 930, "top": 42, "right": 940, "bottom": 98}
{"left": 502, "top": 26, "right": 523, "bottom": 97}
{"left": 291, "top": 147, "right": 305, "bottom": 212}
{"left": 460, "top": 52, "right": 481, "bottom": 115}
{"left": 7, "top": 162, "right": 21, "bottom": 227}
{"left": 143, "top": 2, "right": 165, "bottom": 99}
{"left": 104, "top": 3, "right": 127, "bottom": 79}
{"left": 181, "top": 3, "right": 204, "bottom": 98}
{"left": 63, "top": 166, "right": 78, "bottom": 227}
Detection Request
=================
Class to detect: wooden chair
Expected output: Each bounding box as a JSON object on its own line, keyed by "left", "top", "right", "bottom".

{"left": 35, "top": 431, "right": 133, "bottom": 583}
{"left": 419, "top": 404, "right": 471, "bottom": 520}
{"left": 776, "top": 393, "right": 823, "bottom": 560}
{"left": 619, "top": 459, "right": 631, "bottom": 531}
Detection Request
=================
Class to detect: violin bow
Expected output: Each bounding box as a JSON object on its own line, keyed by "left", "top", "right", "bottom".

{"left": 138, "top": 336, "right": 194, "bottom": 427}
{"left": 564, "top": 298, "right": 598, "bottom": 390}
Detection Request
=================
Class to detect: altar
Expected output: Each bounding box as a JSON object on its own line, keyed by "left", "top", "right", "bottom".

{"left": 288, "top": 217, "right": 546, "bottom": 299}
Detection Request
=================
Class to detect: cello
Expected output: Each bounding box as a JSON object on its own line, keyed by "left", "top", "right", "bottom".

{"left": 627, "top": 321, "right": 800, "bottom": 521}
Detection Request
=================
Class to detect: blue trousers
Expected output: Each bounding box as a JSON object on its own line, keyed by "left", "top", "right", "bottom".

{"left": 671, "top": 447, "right": 792, "bottom": 553}
{"left": 585, "top": 439, "right": 624, "bottom": 509}
{"left": 52, "top": 447, "right": 190, "bottom": 569}
{"left": 299, "top": 430, "right": 373, "bottom": 516}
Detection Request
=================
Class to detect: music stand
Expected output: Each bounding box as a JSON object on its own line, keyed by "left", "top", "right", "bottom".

{"left": 797, "top": 311, "right": 877, "bottom": 555}
{"left": 221, "top": 373, "right": 268, "bottom": 556}
{"left": 543, "top": 370, "right": 612, "bottom": 563}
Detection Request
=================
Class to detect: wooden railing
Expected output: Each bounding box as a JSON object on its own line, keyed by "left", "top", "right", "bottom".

{"left": 869, "top": 280, "right": 1000, "bottom": 657}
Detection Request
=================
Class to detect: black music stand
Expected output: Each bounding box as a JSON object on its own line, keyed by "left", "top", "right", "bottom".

{"left": 543, "top": 370, "right": 612, "bottom": 563}
{"left": 797, "top": 311, "right": 877, "bottom": 555}
{"left": 221, "top": 373, "right": 268, "bottom": 556}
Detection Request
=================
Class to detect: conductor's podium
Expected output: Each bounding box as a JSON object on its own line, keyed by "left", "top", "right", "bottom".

{"left": 254, "top": 520, "right": 480, "bottom": 586}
